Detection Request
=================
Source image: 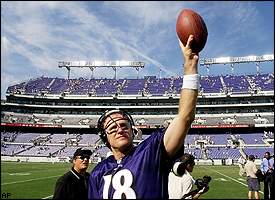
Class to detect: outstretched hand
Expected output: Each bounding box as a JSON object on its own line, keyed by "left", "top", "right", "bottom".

{"left": 179, "top": 35, "right": 199, "bottom": 75}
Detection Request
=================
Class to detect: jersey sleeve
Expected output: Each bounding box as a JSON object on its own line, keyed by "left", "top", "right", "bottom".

{"left": 141, "top": 129, "right": 170, "bottom": 163}
{"left": 144, "top": 129, "right": 185, "bottom": 162}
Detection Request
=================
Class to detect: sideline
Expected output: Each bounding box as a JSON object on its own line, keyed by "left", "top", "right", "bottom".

{"left": 206, "top": 167, "right": 264, "bottom": 194}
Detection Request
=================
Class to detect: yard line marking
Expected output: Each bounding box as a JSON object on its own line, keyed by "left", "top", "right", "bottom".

{"left": 205, "top": 167, "right": 263, "bottom": 194}
{"left": 9, "top": 173, "right": 31, "bottom": 176}
{"left": 42, "top": 195, "right": 53, "bottom": 199}
{"left": 1, "top": 175, "right": 60, "bottom": 186}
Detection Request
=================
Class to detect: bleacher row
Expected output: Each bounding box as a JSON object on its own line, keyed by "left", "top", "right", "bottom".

{"left": 3, "top": 112, "right": 273, "bottom": 127}
{"left": 1, "top": 131, "right": 273, "bottom": 159}
{"left": 7, "top": 73, "right": 274, "bottom": 96}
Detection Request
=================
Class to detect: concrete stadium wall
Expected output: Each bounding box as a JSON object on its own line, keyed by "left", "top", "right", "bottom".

{"left": 1, "top": 156, "right": 262, "bottom": 165}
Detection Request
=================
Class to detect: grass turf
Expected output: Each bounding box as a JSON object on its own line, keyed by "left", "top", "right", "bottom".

{"left": 1, "top": 161, "right": 264, "bottom": 199}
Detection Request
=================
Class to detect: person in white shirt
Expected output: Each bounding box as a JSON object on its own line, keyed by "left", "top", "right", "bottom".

{"left": 238, "top": 147, "right": 248, "bottom": 176}
{"left": 168, "top": 153, "right": 209, "bottom": 199}
{"left": 238, "top": 156, "right": 247, "bottom": 176}
{"left": 244, "top": 155, "right": 260, "bottom": 199}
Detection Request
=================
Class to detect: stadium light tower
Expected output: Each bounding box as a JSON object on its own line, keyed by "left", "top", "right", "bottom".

{"left": 256, "top": 62, "right": 260, "bottom": 75}
{"left": 58, "top": 60, "right": 145, "bottom": 79}
{"left": 199, "top": 54, "right": 274, "bottom": 74}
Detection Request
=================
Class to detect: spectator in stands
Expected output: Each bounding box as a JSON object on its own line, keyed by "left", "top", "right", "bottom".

{"left": 244, "top": 155, "right": 260, "bottom": 199}
{"left": 168, "top": 153, "right": 209, "bottom": 199}
{"left": 53, "top": 148, "right": 92, "bottom": 200}
{"left": 88, "top": 35, "right": 199, "bottom": 199}
{"left": 260, "top": 151, "right": 274, "bottom": 199}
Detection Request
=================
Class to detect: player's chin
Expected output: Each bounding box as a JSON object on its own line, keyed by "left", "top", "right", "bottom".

{"left": 116, "top": 137, "right": 131, "bottom": 146}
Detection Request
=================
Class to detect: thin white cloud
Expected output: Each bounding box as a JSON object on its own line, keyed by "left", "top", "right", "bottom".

{"left": 1, "top": 36, "right": 9, "bottom": 64}
{"left": 1, "top": 72, "right": 26, "bottom": 99}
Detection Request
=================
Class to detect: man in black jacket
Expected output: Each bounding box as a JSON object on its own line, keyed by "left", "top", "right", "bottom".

{"left": 53, "top": 148, "right": 92, "bottom": 199}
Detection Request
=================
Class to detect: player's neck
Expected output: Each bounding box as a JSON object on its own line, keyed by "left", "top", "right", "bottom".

{"left": 112, "top": 144, "right": 133, "bottom": 160}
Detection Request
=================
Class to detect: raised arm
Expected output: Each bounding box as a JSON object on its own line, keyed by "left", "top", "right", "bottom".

{"left": 163, "top": 35, "right": 199, "bottom": 158}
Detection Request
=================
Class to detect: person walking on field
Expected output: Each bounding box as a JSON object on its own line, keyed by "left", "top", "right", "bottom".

{"left": 244, "top": 155, "right": 260, "bottom": 199}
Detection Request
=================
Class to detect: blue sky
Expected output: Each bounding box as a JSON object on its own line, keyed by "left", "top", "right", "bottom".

{"left": 1, "top": 1, "right": 274, "bottom": 99}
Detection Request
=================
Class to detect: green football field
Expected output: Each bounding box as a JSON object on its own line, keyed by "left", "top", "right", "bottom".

{"left": 1, "top": 161, "right": 264, "bottom": 199}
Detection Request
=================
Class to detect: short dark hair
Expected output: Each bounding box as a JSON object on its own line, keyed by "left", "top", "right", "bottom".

{"left": 172, "top": 154, "right": 195, "bottom": 176}
{"left": 181, "top": 153, "right": 195, "bottom": 165}
{"left": 172, "top": 162, "right": 186, "bottom": 176}
{"left": 248, "top": 155, "right": 255, "bottom": 161}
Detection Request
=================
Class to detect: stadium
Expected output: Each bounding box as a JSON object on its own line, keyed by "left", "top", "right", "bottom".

{"left": 1, "top": 54, "right": 274, "bottom": 199}
{"left": 2, "top": 1, "right": 275, "bottom": 199}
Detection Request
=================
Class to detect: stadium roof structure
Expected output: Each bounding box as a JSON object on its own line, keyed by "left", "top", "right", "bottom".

{"left": 199, "top": 54, "right": 274, "bottom": 74}
{"left": 200, "top": 54, "right": 274, "bottom": 65}
{"left": 58, "top": 60, "right": 145, "bottom": 79}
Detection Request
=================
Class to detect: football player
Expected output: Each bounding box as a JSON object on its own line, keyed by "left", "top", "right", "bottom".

{"left": 88, "top": 35, "right": 199, "bottom": 199}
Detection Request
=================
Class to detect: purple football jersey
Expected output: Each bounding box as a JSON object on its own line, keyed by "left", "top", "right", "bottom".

{"left": 88, "top": 130, "right": 173, "bottom": 199}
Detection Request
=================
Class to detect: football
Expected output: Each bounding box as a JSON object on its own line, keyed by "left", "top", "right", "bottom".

{"left": 176, "top": 9, "right": 208, "bottom": 53}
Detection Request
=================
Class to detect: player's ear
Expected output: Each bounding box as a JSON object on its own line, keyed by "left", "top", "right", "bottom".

{"left": 71, "top": 157, "right": 76, "bottom": 164}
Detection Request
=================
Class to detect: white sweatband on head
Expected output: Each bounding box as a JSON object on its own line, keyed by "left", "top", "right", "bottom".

{"left": 182, "top": 74, "right": 200, "bottom": 90}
